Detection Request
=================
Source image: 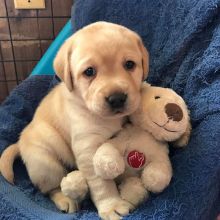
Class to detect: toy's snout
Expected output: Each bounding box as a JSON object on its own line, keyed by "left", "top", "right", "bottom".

{"left": 165, "top": 103, "right": 183, "bottom": 122}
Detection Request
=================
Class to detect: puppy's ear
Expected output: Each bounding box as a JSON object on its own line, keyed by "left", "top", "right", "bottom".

{"left": 138, "top": 39, "right": 149, "bottom": 81}
{"left": 173, "top": 121, "right": 192, "bottom": 147}
{"left": 53, "top": 37, "right": 74, "bottom": 91}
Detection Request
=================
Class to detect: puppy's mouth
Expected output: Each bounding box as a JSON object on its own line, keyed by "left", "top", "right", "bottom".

{"left": 153, "top": 121, "right": 178, "bottom": 133}
{"left": 110, "top": 110, "right": 125, "bottom": 117}
{"left": 113, "top": 109, "right": 124, "bottom": 114}
{"left": 109, "top": 105, "right": 126, "bottom": 115}
{"left": 107, "top": 107, "right": 129, "bottom": 118}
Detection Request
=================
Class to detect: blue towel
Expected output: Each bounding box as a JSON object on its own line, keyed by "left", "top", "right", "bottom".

{"left": 1, "top": 0, "right": 220, "bottom": 219}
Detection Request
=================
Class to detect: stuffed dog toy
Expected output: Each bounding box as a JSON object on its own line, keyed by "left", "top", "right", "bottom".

{"left": 61, "top": 83, "right": 191, "bottom": 208}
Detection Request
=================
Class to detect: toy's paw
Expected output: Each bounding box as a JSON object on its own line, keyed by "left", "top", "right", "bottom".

{"left": 173, "top": 132, "right": 189, "bottom": 147}
{"left": 119, "top": 177, "right": 149, "bottom": 207}
{"left": 94, "top": 154, "right": 125, "bottom": 179}
{"left": 142, "top": 163, "right": 172, "bottom": 193}
{"left": 61, "top": 171, "right": 88, "bottom": 201}
{"left": 98, "top": 197, "right": 133, "bottom": 220}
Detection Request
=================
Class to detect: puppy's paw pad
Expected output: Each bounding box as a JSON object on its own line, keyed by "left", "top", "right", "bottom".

{"left": 99, "top": 199, "right": 132, "bottom": 220}
{"left": 115, "top": 200, "right": 134, "bottom": 215}
{"left": 56, "top": 196, "right": 78, "bottom": 213}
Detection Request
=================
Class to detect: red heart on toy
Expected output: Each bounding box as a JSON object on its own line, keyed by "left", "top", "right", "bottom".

{"left": 127, "top": 150, "right": 145, "bottom": 169}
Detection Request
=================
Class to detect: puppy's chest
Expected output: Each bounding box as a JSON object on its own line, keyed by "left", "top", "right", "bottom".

{"left": 70, "top": 111, "right": 122, "bottom": 137}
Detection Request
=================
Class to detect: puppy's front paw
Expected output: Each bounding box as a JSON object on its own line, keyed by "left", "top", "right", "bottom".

{"left": 94, "top": 154, "right": 125, "bottom": 179}
{"left": 55, "top": 195, "right": 78, "bottom": 213}
{"left": 141, "top": 164, "right": 172, "bottom": 193}
{"left": 61, "top": 171, "right": 88, "bottom": 201}
{"left": 98, "top": 198, "right": 133, "bottom": 220}
{"left": 50, "top": 190, "right": 78, "bottom": 213}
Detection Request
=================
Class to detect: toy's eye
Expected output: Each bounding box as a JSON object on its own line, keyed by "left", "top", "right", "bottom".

{"left": 83, "top": 67, "right": 96, "bottom": 77}
{"left": 155, "top": 96, "right": 161, "bottom": 99}
{"left": 124, "top": 60, "right": 136, "bottom": 71}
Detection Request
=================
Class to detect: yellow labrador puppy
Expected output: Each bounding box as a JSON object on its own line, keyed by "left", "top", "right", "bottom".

{"left": 0, "top": 22, "right": 149, "bottom": 220}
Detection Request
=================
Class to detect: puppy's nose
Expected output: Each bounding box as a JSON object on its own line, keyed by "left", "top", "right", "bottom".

{"left": 165, "top": 103, "right": 183, "bottom": 121}
{"left": 106, "top": 93, "right": 127, "bottom": 109}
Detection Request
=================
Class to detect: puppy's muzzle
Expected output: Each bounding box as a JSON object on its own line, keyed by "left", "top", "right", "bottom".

{"left": 106, "top": 93, "right": 127, "bottom": 111}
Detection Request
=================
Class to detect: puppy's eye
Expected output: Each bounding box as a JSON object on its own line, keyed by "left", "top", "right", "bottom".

{"left": 124, "top": 60, "right": 136, "bottom": 71}
{"left": 83, "top": 67, "right": 96, "bottom": 77}
{"left": 155, "top": 96, "right": 161, "bottom": 99}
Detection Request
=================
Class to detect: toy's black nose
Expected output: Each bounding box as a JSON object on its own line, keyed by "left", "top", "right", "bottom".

{"left": 165, "top": 103, "right": 183, "bottom": 121}
{"left": 106, "top": 93, "right": 127, "bottom": 110}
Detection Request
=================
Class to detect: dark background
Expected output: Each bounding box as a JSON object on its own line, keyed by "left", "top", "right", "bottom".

{"left": 0, "top": 0, "right": 73, "bottom": 103}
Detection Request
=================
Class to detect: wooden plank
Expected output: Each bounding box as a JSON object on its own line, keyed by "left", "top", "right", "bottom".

{"left": 13, "top": 40, "right": 41, "bottom": 60}
{"left": 10, "top": 18, "right": 39, "bottom": 40}
{"left": 0, "top": 44, "right": 3, "bottom": 61}
{"left": 16, "top": 61, "right": 37, "bottom": 80}
{"left": 0, "top": 18, "right": 10, "bottom": 40}
{"left": 0, "top": 0, "right": 7, "bottom": 17}
{"left": 54, "top": 17, "right": 69, "bottom": 36}
{"left": 4, "top": 62, "right": 16, "bottom": 81}
{"left": 0, "top": 62, "right": 6, "bottom": 81}
{"left": 38, "top": 0, "right": 52, "bottom": 16}
{"left": 52, "top": 0, "right": 72, "bottom": 17}
{"left": 38, "top": 18, "right": 53, "bottom": 39}
{"left": 0, "top": 82, "right": 8, "bottom": 103}
{"left": 7, "top": 80, "right": 17, "bottom": 94}
{"left": 1, "top": 41, "right": 13, "bottom": 61}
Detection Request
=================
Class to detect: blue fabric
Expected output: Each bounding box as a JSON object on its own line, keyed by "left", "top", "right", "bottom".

{"left": 1, "top": 0, "right": 220, "bottom": 219}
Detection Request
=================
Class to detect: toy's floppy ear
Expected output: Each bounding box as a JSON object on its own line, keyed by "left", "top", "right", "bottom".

{"left": 173, "top": 121, "right": 192, "bottom": 147}
{"left": 53, "top": 37, "right": 74, "bottom": 91}
{"left": 138, "top": 39, "right": 149, "bottom": 81}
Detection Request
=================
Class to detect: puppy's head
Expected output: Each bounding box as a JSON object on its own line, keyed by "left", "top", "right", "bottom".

{"left": 54, "top": 21, "right": 149, "bottom": 118}
{"left": 131, "top": 84, "right": 191, "bottom": 146}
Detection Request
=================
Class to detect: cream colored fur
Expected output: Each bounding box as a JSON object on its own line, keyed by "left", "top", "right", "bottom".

{"left": 61, "top": 83, "right": 191, "bottom": 208}
{"left": 0, "top": 21, "right": 149, "bottom": 220}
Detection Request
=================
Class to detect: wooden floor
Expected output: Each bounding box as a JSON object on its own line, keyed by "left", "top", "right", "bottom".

{"left": 0, "top": 0, "right": 72, "bottom": 103}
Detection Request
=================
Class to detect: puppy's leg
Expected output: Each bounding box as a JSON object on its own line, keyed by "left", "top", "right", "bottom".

{"left": 18, "top": 122, "right": 78, "bottom": 213}
{"left": 73, "top": 135, "right": 133, "bottom": 220}
{"left": 141, "top": 156, "right": 172, "bottom": 193}
{"left": 22, "top": 147, "right": 78, "bottom": 213}
{"left": 119, "top": 176, "right": 149, "bottom": 207}
{"left": 20, "top": 140, "right": 66, "bottom": 192}
{"left": 88, "top": 177, "right": 133, "bottom": 220}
